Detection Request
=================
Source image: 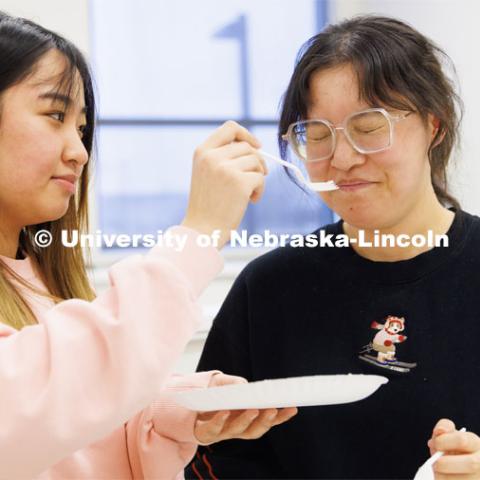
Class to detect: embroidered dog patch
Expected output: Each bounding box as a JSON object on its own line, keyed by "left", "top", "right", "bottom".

{"left": 359, "top": 315, "right": 417, "bottom": 373}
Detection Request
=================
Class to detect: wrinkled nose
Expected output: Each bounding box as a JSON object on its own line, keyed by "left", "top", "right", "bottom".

{"left": 329, "top": 129, "right": 366, "bottom": 171}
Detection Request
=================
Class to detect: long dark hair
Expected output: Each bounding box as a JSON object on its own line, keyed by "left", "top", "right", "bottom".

{"left": 0, "top": 11, "right": 97, "bottom": 329}
{"left": 279, "top": 15, "right": 463, "bottom": 209}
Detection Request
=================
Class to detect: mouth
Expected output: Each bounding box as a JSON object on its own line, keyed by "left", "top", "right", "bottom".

{"left": 337, "top": 181, "right": 376, "bottom": 192}
{"left": 51, "top": 176, "right": 77, "bottom": 194}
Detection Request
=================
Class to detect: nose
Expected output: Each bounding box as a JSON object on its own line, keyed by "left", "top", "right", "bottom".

{"left": 329, "top": 129, "right": 366, "bottom": 171}
{"left": 61, "top": 130, "right": 89, "bottom": 168}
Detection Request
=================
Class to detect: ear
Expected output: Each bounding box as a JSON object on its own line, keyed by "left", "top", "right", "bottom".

{"left": 429, "top": 114, "right": 446, "bottom": 149}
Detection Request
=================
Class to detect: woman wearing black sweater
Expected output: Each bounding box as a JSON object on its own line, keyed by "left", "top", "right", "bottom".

{"left": 186, "top": 15, "right": 480, "bottom": 479}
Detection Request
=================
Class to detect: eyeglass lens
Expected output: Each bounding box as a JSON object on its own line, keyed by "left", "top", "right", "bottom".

{"left": 292, "top": 110, "right": 391, "bottom": 162}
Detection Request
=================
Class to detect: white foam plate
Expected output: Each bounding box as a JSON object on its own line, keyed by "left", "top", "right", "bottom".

{"left": 173, "top": 374, "right": 388, "bottom": 412}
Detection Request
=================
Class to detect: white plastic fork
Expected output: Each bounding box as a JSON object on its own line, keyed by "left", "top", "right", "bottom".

{"left": 257, "top": 150, "right": 339, "bottom": 192}
{"left": 413, "top": 427, "right": 467, "bottom": 480}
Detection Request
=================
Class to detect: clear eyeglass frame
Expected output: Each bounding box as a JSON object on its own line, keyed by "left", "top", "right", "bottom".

{"left": 282, "top": 107, "right": 414, "bottom": 163}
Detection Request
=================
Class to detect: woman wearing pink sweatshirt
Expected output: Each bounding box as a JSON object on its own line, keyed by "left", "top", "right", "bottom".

{"left": 0, "top": 12, "right": 297, "bottom": 479}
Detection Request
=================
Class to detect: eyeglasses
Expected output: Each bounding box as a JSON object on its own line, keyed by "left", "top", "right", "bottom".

{"left": 282, "top": 108, "right": 413, "bottom": 163}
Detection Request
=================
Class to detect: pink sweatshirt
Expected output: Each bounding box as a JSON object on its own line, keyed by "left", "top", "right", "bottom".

{"left": 0, "top": 226, "right": 223, "bottom": 479}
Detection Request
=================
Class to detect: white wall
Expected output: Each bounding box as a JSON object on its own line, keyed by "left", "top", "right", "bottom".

{"left": 0, "top": 0, "right": 89, "bottom": 55}
{"left": 331, "top": 0, "right": 480, "bottom": 214}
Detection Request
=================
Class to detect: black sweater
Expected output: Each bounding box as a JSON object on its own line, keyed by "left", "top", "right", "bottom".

{"left": 185, "top": 209, "right": 480, "bottom": 479}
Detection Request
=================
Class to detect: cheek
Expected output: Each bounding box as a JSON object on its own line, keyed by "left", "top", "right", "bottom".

{"left": 390, "top": 127, "right": 431, "bottom": 179}
{"left": 305, "top": 161, "right": 330, "bottom": 180}
{"left": 371, "top": 141, "right": 430, "bottom": 196}
{"left": 0, "top": 117, "right": 60, "bottom": 191}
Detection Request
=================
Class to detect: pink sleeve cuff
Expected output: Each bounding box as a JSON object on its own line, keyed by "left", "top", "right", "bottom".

{"left": 150, "top": 370, "right": 222, "bottom": 444}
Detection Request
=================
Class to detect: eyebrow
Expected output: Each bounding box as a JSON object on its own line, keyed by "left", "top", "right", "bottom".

{"left": 38, "top": 92, "right": 87, "bottom": 114}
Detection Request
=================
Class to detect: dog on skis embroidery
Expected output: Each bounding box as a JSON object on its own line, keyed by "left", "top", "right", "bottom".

{"left": 370, "top": 315, "right": 406, "bottom": 362}
{"left": 358, "top": 315, "right": 417, "bottom": 373}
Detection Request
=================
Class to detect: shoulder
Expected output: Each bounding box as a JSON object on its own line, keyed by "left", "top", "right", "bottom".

{"left": 0, "top": 321, "right": 16, "bottom": 337}
{"left": 455, "top": 209, "right": 480, "bottom": 259}
{"left": 456, "top": 209, "right": 480, "bottom": 248}
{"left": 461, "top": 209, "right": 480, "bottom": 231}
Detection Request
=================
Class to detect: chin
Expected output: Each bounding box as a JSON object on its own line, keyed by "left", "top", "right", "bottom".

{"left": 330, "top": 201, "right": 389, "bottom": 230}
{"left": 38, "top": 203, "right": 70, "bottom": 223}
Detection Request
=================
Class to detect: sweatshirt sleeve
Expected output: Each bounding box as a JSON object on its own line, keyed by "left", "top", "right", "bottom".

{"left": 0, "top": 226, "right": 223, "bottom": 479}
{"left": 125, "top": 370, "right": 221, "bottom": 480}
